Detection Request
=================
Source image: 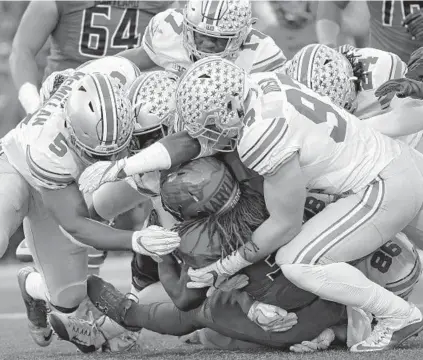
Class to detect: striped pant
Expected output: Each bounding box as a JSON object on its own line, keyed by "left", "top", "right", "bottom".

{"left": 276, "top": 146, "right": 423, "bottom": 266}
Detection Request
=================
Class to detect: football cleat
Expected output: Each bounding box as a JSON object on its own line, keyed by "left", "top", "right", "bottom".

{"left": 87, "top": 275, "right": 142, "bottom": 332}
{"left": 350, "top": 304, "right": 423, "bottom": 352}
{"left": 16, "top": 239, "right": 34, "bottom": 263}
{"left": 49, "top": 311, "right": 106, "bottom": 353}
{"left": 18, "top": 266, "right": 53, "bottom": 347}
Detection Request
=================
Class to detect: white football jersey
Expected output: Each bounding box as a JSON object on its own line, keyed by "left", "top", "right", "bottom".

{"left": 342, "top": 46, "right": 422, "bottom": 148}
{"left": 237, "top": 72, "right": 403, "bottom": 194}
{"left": 142, "top": 9, "right": 286, "bottom": 75}
{"left": 2, "top": 56, "right": 140, "bottom": 191}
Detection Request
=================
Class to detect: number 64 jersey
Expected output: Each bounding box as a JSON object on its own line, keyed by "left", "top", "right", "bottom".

{"left": 238, "top": 72, "right": 404, "bottom": 195}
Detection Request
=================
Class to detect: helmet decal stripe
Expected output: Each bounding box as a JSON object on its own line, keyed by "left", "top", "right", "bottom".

{"left": 203, "top": 0, "right": 225, "bottom": 26}
{"left": 92, "top": 73, "right": 118, "bottom": 146}
{"left": 298, "top": 45, "right": 316, "bottom": 89}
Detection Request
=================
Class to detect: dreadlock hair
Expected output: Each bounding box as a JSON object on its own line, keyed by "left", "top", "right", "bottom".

{"left": 173, "top": 182, "right": 269, "bottom": 260}
{"left": 341, "top": 49, "right": 366, "bottom": 93}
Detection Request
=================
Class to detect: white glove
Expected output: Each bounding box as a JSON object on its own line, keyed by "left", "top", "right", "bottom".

{"left": 40, "top": 68, "right": 76, "bottom": 104}
{"left": 131, "top": 225, "right": 181, "bottom": 261}
{"left": 187, "top": 250, "right": 252, "bottom": 289}
{"left": 247, "top": 301, "right": 298, "bottom": 332}
{"left": 289, "top": 328, "right": 336, "bottom": 353}
{"left": 78, "top": 159, "right": 127, "bottom": 194}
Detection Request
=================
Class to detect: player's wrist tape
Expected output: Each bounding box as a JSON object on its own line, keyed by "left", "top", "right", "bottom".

{"left": 19, "top": 82, "right": 41, "bottom": 114}
{"left": 216, "top": 250, "right": 253, "bottom": 277}
{"left": 316, "top": 19, "right": 340, "bottom": 47}
{"left": 123, "top": 142, "right": 171, "bottom": 176}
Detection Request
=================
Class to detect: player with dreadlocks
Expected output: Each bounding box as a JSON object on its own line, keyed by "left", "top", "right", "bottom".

{"left": 78, "top": 156, "right": 347, "bottom": 350}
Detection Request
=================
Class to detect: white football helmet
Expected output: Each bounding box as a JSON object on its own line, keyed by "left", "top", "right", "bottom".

{"left": 127, "top": 71, "right": 179, "bottom": 153}
{"left": 65, "top": 73, "right": 135, "bottom": 163}
{"left": 287, "top": 44, "right": 358, "bottom": 112}
{"left": 183, "top": 0, "right": 254, "bottom": 60}
{"left": 176, "top": 56, "right": 247, "bottom": 152}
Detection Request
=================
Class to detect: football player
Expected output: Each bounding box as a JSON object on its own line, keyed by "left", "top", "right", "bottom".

{"left": 9, "top": 0, "right": 173, "bottom": 115}
{"left": 119, "top": 0, "right": 286, "bottom": 75}
{"left": 315, "top": 1, "right": 423, "bottom": 62}
{"left": 52, "top": 157, "right": 348, "bottom": 351}
{"left": 79, "top": 55, "right": 423, "bottom": 351}
{"left": 1, "top": 72, "right": 179, "bottom": 350}
{"left": 298, "top": 43, "right": 423, "bottom": 151}
{"left": 13, "top": 55, "right": 143, "bottom": 275}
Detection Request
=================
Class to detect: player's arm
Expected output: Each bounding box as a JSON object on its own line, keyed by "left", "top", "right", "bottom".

{"left": 78, "top": 131, "right": 201, "bottom": 193}
{"left": 241, "top": 153, "right": 305, "bottom": 263}
{"left": 316, "top": 1, "right": 349, "bottom": 47}
{"left": 40, "top": 183, "right": 135, "bottom": 251}
{"left": 187, "top": 153, "right": 305, "bottom": 284}
{"left": 159, "top": 255, "right": 207, "bottom": 311}
{"left": 9, "top": 0, "right": 59, "bottom": 114}
{"left": 364, "top": 97, "right": 423, "bottom": 136}
{"left": 117, "top": 47, "right": 157, "bottom": 71}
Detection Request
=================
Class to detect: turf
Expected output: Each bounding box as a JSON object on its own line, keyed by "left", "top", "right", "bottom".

{"left": 1, "top": 257, "right": 423, "bottom": 360}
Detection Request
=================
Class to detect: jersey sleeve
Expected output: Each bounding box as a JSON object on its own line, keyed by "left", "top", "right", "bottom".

{"left": 26, "top": 143, "right": 76, "bottom": 190}
{"left": 141, "top": 9, "right": 184, "bottom": 68}
{"left": 238, "top": 108, "right": 296, "bottom": 176}
{"left": 250, "top": 35, "right": 287, "bottom": 73}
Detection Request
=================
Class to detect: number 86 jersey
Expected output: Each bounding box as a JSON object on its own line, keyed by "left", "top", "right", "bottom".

{"left": 238, "top": 72, "right": 403, "bottom": 195}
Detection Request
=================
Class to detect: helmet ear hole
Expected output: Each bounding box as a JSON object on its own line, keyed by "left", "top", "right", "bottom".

{"left": 88, "top": 102, "right": 94, "bottom": 112}
{"left": 78, "top": 86, "right": 87, "bottom": 92}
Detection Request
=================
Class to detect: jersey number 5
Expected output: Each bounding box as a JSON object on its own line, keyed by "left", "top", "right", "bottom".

{"left": 49, "top": 133, "right": 68, "bottom": 158}
{"left": 80, "top": 5, "right": 140, "bottom": 57}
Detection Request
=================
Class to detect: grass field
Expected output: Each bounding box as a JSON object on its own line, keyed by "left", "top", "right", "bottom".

{"left": 2, "top": 256, "right": 423, "bottom": 360}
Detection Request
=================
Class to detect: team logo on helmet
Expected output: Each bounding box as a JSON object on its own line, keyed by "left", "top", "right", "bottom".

{"left": 127, "top": 71, "right": 179, "bottom": 153}
{"left": 287, "top": 44, "right": 358, "bottom": 112}
{"left": 176, "top": 56, "right": 247, "bottom": 152}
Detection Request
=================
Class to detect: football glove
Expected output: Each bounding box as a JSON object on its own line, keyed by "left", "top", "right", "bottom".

{"left": 40, "top": 68, "right": 76, "bottom": 104}
{"left": 406, "top": 46, "right": 423, "bottom": 81}
{"left": 375, "top": 78, "right": 423, "bottom": 99}
{"left": 187, "top": 251, "right": 252, "bottom": 289}
{"left": 78, "top": 159, "right": 127, "bottom": 194}
{"left": 131, "top": 225, "right": 181, "bottom": 262}
{"left": 248, "top": 301, "right": 298, "bottom": 332}
{"left": 403, "top": 11, "right": 423, "bottom": 41}
{"left": 289, "top": 328, "right": 336, "bottom": 353}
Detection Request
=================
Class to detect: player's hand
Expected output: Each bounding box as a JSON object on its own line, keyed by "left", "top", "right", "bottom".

{"left": 403, "top": 11, "right": 423, "bottom": 40}
{"left": 406, "top": 47, "right": 423, "bottom": 80}
{"left": 78, "top": 159, "right": 127, "bottom": 193}
{"left": 375, "top": 78, "right": 423, "bottom": 99}
{"left": 132, "top": 225, "right": 181, "bottom": 262}
{"left": 187, "top": 251, "right": 252, "bottom": 289}
{"left": 247, "top": 301, "right": 298, "bottom": 332}
{"left": 40, "top": 68, "right": 76, "bottom": 104}
{"left": 289, "top": 328, "right": 336, "bottom": 353}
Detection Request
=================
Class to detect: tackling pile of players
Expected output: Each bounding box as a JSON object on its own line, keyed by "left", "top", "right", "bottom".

{"left": 6, "top": 0, "right": 423, "bottom": 355}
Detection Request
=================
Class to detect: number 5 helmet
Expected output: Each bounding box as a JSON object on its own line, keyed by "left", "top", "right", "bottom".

{"left": 286, "top": 44, "right": 358, "bottom": 112}
{"left": 65, "top": 72, "right": 134, "bottom": 163}
{"left": 176, "top": 56, "right": 247, "bottom": 152}
{"left": 127, "top": 71, "right": 179, "bottom": 153}
{"left": 183, "top": 0, "right": 254, "bottom": 60}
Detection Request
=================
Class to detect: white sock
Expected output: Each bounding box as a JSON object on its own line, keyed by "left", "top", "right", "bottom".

{"left": 25, "top": 272, "right": 48, "bottom": 302}
{"left": 282, "top": 263, "right": 412, "bottom": 318}
{"left": 129, "top": 285, "right": 141, "bottom": 302}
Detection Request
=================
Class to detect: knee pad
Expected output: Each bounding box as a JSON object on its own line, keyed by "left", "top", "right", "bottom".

{"left": 281, "top": 264, "right": 328, "bottom": 294}
{"left": 49, "top": 280, "right": 87, "bottom": 310}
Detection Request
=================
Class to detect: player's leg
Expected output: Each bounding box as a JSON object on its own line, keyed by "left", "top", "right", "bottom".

{"left": 85, "top": 275, "right": 346, "bottom": 349}
{"left": 282, "top": 262, "right": 423, "bottom": 352}
{"left": 0, "top": 153, "right": 30, "bottom": 258}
